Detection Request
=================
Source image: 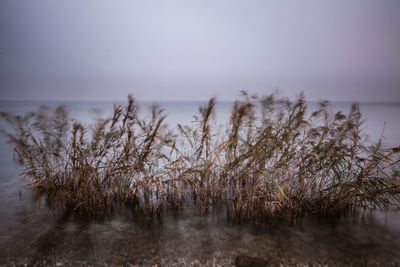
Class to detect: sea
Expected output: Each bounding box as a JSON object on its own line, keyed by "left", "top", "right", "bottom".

{"left": 0, "top": 100, "right": 399, "bottom": 265}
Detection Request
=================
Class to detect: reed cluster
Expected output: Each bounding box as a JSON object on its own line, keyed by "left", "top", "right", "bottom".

{"left": 1, "top": 92, "right": 399, "bottom": 221}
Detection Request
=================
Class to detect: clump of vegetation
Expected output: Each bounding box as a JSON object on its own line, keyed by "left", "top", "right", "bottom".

{"left": 1, "top": 92, "right": 399, "bottom": 221}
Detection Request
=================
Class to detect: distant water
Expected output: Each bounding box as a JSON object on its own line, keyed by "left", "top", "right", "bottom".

{"left": 1, "top": 100, "right": 399, "bottom": 145}
{"left": 0, "top": 100, "right": 399, "bottom": 265}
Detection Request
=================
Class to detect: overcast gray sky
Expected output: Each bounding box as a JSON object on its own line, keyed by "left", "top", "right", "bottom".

{"left": 0, "top": 0, "right": 399, "bottom": 101}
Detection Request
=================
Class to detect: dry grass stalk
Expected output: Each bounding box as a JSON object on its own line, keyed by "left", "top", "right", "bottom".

{"left": 1, "top": 92, "right": 399, "bottom": 221}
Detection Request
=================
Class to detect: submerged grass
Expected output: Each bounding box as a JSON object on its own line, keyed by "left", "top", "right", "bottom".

{"left": 1, "top": 92, "right": 399, "bottom": 222}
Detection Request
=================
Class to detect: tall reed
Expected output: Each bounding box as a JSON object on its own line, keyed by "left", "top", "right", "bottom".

{"left": 1, "top": 93, "right": 399, "bottom": 221}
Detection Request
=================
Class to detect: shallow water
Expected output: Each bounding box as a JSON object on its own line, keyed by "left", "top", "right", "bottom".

{"left": 1, "top": 201, "right": 400, "bottom": 266}
{"left": 0, "top": 100, "right": 400, "bottom": 266}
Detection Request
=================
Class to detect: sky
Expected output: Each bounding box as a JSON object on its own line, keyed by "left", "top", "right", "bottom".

{"left": 0, "top": 0, "right": 399, "bottom": 101}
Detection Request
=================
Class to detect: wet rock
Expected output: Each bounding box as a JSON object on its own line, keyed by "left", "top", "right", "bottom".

{"left": 235, "top": 255, "right": 268, "bottom": 267}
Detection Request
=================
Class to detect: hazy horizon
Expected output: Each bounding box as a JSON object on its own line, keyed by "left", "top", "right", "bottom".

{"left": 1, "top": 0, "right": 400, "bottom": 102}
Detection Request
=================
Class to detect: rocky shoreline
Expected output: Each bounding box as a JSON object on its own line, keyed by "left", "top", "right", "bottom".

{"left": 3, "top": 252, "right": 400, "bottom": 267}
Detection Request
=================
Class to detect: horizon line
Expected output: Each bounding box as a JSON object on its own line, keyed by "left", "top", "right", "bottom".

{"left": 1, "top": 98, "right": 400, "bottom": 104}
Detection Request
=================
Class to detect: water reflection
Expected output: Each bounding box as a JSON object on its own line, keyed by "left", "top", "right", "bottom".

{"left": 1, "top": 199, "right": 400, "bottom": 266}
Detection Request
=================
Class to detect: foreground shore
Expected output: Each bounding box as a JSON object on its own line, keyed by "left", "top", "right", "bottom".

{"left": 4, "top": 250, "right": 400, "bottom": 266}
{"left": 1, "top": 206, "right": 399, "bottom": 267}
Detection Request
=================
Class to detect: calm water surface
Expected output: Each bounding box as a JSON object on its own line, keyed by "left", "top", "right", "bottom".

{"left": 0, "top": 100, "right": 399, "bottom": 266}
